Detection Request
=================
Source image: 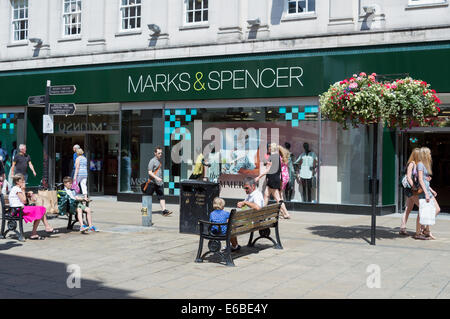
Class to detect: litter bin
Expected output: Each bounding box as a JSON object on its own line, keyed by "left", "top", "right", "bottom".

{"left": 179, "top": 180, "right": 220, "bottom": 234}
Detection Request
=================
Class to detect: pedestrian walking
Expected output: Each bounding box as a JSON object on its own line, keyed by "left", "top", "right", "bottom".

{"left": 255, "top": 143, "right": 290, "bottom": 219}
{"left": 73, "top": 148, "right": 88, "bottom": 199}
{"left": 417, "top": 147, "right": 440, "bottom": 240}
{"left": 284, "top": 142, "right": 296, "bottom": 201}
{"left": 0, "top": 141, "right": 8, "bottom": 164}
{"left": 10, "top": 144, "right": 36, "bottom": 182}
{"left": 399, "top": 148, "right": 421, "bottom": 237}
{"left": 71, "top": 144, "right": 80, "bottom": 178}
{"left": 147, "top": 146, "right": 172, "bottom": 216}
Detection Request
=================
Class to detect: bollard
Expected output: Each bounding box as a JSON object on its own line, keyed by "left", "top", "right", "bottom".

{"left": 142, "top": 195, "right": 153, "bottom": 226}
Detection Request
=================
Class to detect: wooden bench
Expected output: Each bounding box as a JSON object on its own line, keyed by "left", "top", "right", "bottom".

{"left": 1, "top": 193, "right": 25, "bottom": 242}
{"left": 195, "top": 202, "right": 283, "bottom": 266}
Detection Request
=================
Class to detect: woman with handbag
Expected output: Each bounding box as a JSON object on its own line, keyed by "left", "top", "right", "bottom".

{"left": 399, "top": 148, "right": 421, "bottom": 236}
{"left": 416, "top": 147, "right": 440, "bottom": 240}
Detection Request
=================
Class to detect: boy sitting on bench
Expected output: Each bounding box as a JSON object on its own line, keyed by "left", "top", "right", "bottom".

{"left": 62, "top": 176, "right": 99, "bottom": 233}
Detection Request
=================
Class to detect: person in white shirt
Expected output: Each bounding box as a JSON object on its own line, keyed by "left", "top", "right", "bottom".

{"left": 237, "top": 177, "right": 265, "bottom": 211}
{"left": 9, "top": 174, "right": 56, "bottom": 240}
{"left": 230, "top": 177, "right": 265, "bottom": 252}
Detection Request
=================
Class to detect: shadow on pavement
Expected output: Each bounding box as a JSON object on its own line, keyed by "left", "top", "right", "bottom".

{"left": 202, "top": 243, "right": 274, "bottom": 265}
{"left": 0, "top": 241, "right": 23, "bottom": 251}
{"left": 307, "top": 225, "right": 405, "bottom": 244}
{"left": 0, "top": 253, "right": 138, "bottom": 299}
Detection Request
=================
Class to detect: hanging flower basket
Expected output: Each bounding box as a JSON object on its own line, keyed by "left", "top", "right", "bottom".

{"left": 319, "top": 72, "right": 441, "bottom": 129}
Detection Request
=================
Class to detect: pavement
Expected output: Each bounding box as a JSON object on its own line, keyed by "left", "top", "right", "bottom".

{"left": 0, "top": 197, "right": 449, "bottom": 299}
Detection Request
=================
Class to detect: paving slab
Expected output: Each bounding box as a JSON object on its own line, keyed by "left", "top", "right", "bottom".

{"left": 1, "top": 198, "right": 450, "bottom": 299}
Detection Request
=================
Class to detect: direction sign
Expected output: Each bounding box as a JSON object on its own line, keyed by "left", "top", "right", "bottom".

{"left": 49, "top": 85, "right": 76, "bottom": 95}
{"left": 49, "top": 103, "right": 76, "bottom": 115}
{"left": 27, "top": 95, "right": 46, "bottom": 106}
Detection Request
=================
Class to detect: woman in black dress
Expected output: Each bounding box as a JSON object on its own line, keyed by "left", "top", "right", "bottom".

{"left": 255, "top": 143, "right": 290, "bottom": 219}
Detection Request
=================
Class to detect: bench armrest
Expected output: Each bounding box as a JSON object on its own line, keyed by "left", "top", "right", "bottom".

{"left": 198, "top": 220, "right": 227, "bottom": 226}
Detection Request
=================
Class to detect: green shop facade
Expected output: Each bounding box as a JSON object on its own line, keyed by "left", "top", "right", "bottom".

{"left": 1, "top": 41, "right": 449, "bottom": 214}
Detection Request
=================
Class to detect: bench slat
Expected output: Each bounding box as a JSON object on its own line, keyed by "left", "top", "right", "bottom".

{"left": 231, "top": 218, "right": 278, "bottom": 236}
{"left": 231, "top": 212, "right": 279, "bottom": 228}
{"left": 232, "top": 208, "right": 279, "bottom": 222}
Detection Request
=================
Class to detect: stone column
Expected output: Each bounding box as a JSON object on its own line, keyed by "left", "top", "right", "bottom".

{"left": 86, "top": 0, "right": 106, "bottom": 49}
{"left": 217, "top": 0, "right": 242, "bottom": 42}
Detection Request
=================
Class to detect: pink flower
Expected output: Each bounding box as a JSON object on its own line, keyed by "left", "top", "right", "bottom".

{"left": 391, "top": 84, "right": 397, "bottom": 89}
{"left": 349, "top": 83, "right": 358, "bottom": 89}
{"left": 359, "top": 72, "right": 367, "bottom": 77}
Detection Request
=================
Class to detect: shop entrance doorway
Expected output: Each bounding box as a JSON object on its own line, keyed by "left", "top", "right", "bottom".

{"left": 53, "top": 134, "right": 119, "bottom": 195}
{"left": 400, "top": 130, "right": 450, "bottom": 213}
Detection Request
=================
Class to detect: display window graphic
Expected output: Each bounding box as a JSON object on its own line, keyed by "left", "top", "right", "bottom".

{"left": 163, "top": 106, "right": 319, "bottom": 199}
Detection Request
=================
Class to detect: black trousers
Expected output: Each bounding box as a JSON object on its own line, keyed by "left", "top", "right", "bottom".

{"left": 301, "top": 178, "right": 312, "bottom": 202}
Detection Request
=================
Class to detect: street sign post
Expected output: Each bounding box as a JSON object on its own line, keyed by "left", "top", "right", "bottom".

{"left": 49, "top": 103, "right": 76, "bottom": 115}
{"left": 27, "top": 95, "right": 46, "bottom": 106}
{"left": 30, "top": 81, "right": 76, "bottom": 189}
{"left": 49, "top": 85, "right": 76, "bottom": 95}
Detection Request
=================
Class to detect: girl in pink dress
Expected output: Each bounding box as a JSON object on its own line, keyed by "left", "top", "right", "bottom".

{"left": 9, "top": 174, "right": 57, "bottom": 240}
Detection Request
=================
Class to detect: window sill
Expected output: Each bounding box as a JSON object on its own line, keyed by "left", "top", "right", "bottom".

{"left": 405, "top": 2, "right": 448, "bottom": 9}
{"left": 115, "top": 29, "right": 142, "bottom": 37}
{"left": 281, "top": 13, "right": 317, "bottom": 22}
{"left": 58, "top": 35, "right": 82, "bottom": 42}
{"left": 179, "top": 23, "right": 210, "bottom": 31}
{"left": 7, "top": 40, "right": 28, "bottom": 48}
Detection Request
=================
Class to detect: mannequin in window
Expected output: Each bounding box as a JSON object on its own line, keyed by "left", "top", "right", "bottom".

{"left": 205, "top": 144, "right": 221, "bottom": 183}
{"left": 295, "top": 142, "right": 318, "bottom": 203}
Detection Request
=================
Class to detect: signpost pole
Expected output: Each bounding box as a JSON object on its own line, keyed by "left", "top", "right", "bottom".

{"left": 42, "top": 80, "right": 51, "bottom": 189}
{"left": 370, "top": 123, "right": 379, "bottom": 245}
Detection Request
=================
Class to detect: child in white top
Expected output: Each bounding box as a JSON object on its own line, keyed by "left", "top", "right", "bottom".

{"left": 63, "top": 176, "right": 98, "bottom": 232}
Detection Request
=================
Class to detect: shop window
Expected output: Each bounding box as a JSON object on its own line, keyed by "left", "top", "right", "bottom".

{"left": 185, "top": 0, "right": 208, "bottom": 24}
{"left": 287, "top": 0, "right": 315, "bottom": 14}
{"left": 11, "top": 0, "right": 28, "bottom": 41}
{"left": 320, "top": 122, "right": 372, "bottom": 205}
{"left": 120, "top": 109, "right": 163, "bottom": 193}
{"left": 63, "top": 0, "right": 82, "bottom": 36}
{"left": 0, "top": 112, "right": 25, "bottom": 180}
{"left": 163, "top": 106, "right": 320, "bottom": 202}
{"left": 120, "top": 0, "right": 141, "bottom": 30}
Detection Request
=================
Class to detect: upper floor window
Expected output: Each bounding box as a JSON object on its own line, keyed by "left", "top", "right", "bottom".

{"left": 11, "top": 0, "right": 28, "bottom": 41}
{"left": 287, "top": 0, "right": 315, "bottom": 14}
{"left": 120, "top": 0, "right": 141, "bottom": 30}
{"left": 185, "top": 0, "right": 208, "bottom": 24}
{"left": 63, "top": 0, "right": 82, "bottom": 36}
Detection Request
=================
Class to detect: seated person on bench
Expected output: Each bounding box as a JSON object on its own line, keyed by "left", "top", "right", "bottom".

{"left": 9, "top": 173, "right": 57, "bottom": 240}
{"left": 63, "top": 176, "right": 99, "bottom": 233}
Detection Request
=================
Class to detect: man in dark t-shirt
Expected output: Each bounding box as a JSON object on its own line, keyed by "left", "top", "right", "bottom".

{"left": 10, "top": 144, "right": 36, "bottom": 182}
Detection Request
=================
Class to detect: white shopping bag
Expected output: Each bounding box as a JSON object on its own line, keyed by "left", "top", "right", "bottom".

{"left": 419, "top": 199, "right": 436, "bottom": 226}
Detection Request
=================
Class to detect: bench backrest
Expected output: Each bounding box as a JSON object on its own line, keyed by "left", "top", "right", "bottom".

{"left": 230, "top": 203, "right": 281, "bottom": 237}
{"left": 0, "top": 193, "right": 9, "bottom": 214}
